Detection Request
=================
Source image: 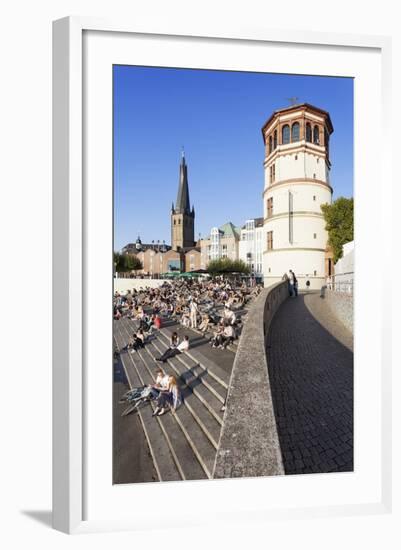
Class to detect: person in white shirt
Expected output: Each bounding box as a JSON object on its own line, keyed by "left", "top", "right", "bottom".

{"left": 149, "top": 368, "right": 170, "bottom": 400}
{"left": 223, "top": 307, "right": 236, "bottom": 325}
{"left": 156, "top": 335, "right": 190, "bottom": 363}
{"left": 189, "top": 300, "right": 199, "bottom": 329}
{"left": 220, "top": 323, "right": 235, "bottom": 349}
{"left": 152, "top": 375, "right": 182, "bottom": 416}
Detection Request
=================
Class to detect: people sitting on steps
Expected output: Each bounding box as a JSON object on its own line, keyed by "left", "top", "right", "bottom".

{"left": 198, "top": 313, "right": 210, "bottom": 334}
{"left": 148, "top": 368, "right": 170, "bottom": 400}
{"left": 152, "top": 374, "right": 182, "bottom": 416}
{"left": 156, "top": 334, "right": 190, "bottom": 363}
{"left": 129, "top": 328, "right": 146, "bottom": 353}
{"left": 211, "top": 321, "right": 235, "bottom": 349}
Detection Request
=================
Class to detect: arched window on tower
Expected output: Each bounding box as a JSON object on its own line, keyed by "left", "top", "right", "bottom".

{"left": 282, "top": 124, "right": 290, "bottom": 145}
{"left": 291, "top": 122, "right": 300, "bottom": 142}
{"left": 268, "top": 135, "right": 272, "bottom": 155}
{"left": 324, "top": 128, "right": 330, "bottom": 152}
{"left": 313, "top": 125, "right": 320, "bottom": 145}
{"left": 306, "top": 122, "right": 312, "bottom": 142}
{"left": 273, "top": 130, "right": 277, "bottom": 150}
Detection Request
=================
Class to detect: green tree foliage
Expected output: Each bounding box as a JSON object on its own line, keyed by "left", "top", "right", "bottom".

{"left": 321, "top": 197, "right": 354, "bottom": 263}
{"left": 207, "top": 257, "right": 251, "bottom": 275}
{"left": 114, "top": 252, "right": 143, "bottom": 273}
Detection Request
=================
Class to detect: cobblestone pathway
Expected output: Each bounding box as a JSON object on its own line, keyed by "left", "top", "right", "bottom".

{"left": 266, "top": 291, "right": 353, "bottom": 475}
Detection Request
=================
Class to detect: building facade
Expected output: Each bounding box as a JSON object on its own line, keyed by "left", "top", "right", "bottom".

{"left": 262, "top": 103, "right": 334, "bottom": 289}
{"left": 200, "top": 222, "right": 241, "bottom": 269}
{"left": 238, "top": 218, "right": 264, "bottom": 278}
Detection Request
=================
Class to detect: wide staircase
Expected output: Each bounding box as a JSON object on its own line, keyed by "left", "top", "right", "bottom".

{"left": 114, "top": 316, "right": 234, "bottom": 481}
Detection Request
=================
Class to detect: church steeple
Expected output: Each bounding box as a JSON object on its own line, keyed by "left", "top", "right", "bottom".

{"left": 171, "top": 151, "right": 195, "bottom": 251}
{"left": 174, "top": 152, "right": 191, "bottom": 214}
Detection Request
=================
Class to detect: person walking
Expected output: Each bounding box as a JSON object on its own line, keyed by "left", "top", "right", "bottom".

{"left": 289, "top": 269, "right": 298, "bottom": 297}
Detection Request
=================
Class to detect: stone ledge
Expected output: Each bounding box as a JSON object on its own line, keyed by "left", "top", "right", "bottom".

{"left": 213, "top": 282, "right": 288, "bottom": 478}
{"left": 324, "top": 289, "right": 353, "bottom": 334}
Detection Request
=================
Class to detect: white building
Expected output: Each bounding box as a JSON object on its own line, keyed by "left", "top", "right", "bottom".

{"left": 262, "top": 103, "right": 334, "bottom": 290}
{"left": 200, "top": 222, "right": 241, "bottom": 268}
{"left": 239, "top": 218, "right": 264, "bottom": 279}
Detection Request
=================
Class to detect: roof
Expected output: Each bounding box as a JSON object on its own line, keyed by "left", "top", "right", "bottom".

{"left": 122, "top": 243, "right": 171, "bottom": 253}
{"left": 182, "top": 246, "right": 201, "bottom": 254}
{"left": 241, "top": 217, "right": 264, "bottom": 229}
{"left": 261, "top": 103, "right": 334, "bottom": 143}
{"left": 218, "top": 222, "right": 241, "bottom": 239}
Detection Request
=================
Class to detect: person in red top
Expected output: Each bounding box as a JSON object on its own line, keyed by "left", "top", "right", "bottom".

{"left": 154, "top": 314, "right": 162, "bottom": 330}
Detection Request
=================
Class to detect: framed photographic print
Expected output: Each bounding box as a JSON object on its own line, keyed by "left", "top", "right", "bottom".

{"left": 52, "top": 17, "right": 392, "bottom": 534}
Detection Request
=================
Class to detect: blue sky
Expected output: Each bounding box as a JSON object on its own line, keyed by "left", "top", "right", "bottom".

{"left": 114, "top": 66, "right": 353, "bottom": 250}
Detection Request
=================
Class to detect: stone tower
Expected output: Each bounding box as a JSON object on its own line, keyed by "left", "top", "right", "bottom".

{"left": 262, "top": 103, "right": 334, "bottom": 290}
{"left": 171, "top": 152, "right": 195, "bottom": 251}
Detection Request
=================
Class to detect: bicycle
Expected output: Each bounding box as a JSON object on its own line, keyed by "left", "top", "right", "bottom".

{"left": 119, "top": 385, "right": 155, "bottom": 417}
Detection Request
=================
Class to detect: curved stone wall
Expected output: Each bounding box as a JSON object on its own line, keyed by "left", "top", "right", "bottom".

{"left": 213, "top": 281, "right": 288, "bottom": 478}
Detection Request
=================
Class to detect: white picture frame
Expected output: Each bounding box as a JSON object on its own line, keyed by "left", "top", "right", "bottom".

{"left": 52, "top": 16, "right": 392, "bottom": 534}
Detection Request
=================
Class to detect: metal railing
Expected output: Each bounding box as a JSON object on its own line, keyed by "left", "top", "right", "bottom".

{"left": 326, "top": 273, "right": 354, "bottom": 295}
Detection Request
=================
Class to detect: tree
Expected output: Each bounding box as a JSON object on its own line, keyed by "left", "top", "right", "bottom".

{"left": 124, "top": 254, "right": 143, "bottom": 273}
{"left": 207, "top": 257, "right": 251, "bottom": 275}
{"left": 321, "top": 197, "right": 354, "bottom": 263}
{"left": 114, "top": 252, "right": 143, "bottom": 273}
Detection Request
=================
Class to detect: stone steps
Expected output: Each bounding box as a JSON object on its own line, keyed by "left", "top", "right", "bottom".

{"left": 113, "top": 324, "right": 183, "bottom": 481}
{"left": 137, "top": 346, "right": 218, "bottom": 475}
{"left": 156, "top": 330, "right": 227, "bottom": 404}
{"left": 116, "top": 322, "right": 206, "bottom": 480}
{"left": 116, "top": 317, "right": 230, "bottom": 480}
{"left": 138, "top": 345, "right": 221, "bottom": 448}
{"left": 147, "top": 339, "right": 224, "bottom": 425}
{"left": 160, "top": 327, "right": 231, "bottom": 389}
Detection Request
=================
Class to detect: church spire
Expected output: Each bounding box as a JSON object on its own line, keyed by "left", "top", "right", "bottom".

{"left": 174, "top": 151, "right": 191, "bottom": 214}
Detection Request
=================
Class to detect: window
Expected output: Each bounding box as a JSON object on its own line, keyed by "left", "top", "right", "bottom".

{"left": 273, "top": 129, "right": 277, "bottom": 149}
{"left": 314, "top": 270, "right": 317, "bottom": 276}
{"left": 313, "top": 173, "right": 316, "bottom": 179}
{"left": 268, "top": 267, "right": 271, "bottom": 273}
{"left": 178, "top": 219, "right": 181, "bottom": 224}
{"left": 269, "top": 164, "right": 276, "bottom": 183}
{"left": 313, "top": 233, "right": 317, "bottom": 239}
{"left": 174, "top": 220, "right": 176, "bottom": 225}
{"left": 282, "top": 124, "right": 290, "bottom": 145}
{"left": 313, "top": 195, "right": 316, "bottom": 201}
{"left": 306, "top": 122, "right": 312, "bottom": 142}
{"left": 267, "top": 197, "right": 273, "bottom": 218}
{"left": 268, "top": 135, "right": 272, "bottom": 155}
{"left": 291, "top": 122, "right": 300, "bottom": 142}
{"left": 295, "top": 154, "right": 298, "bottom": 160}
{"left": 267, "top": 231, "right": 273, "bottom": 250}
{"left": 317, "top": 157, "right": 320, "bottom": 163}
{"left": 313, "top": 125, "right": 320, "bottom": 144}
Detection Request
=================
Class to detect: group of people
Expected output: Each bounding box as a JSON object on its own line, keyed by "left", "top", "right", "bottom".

{"left": 114, "top": 277, "right": 261, "bottom": 334}
{"left": 115, "top": 277, "right": 263, "bottom": 416}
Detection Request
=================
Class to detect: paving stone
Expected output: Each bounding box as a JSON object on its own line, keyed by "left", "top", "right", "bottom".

{"left": 266, "top": 292, "right": 354, "bottom": 475}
